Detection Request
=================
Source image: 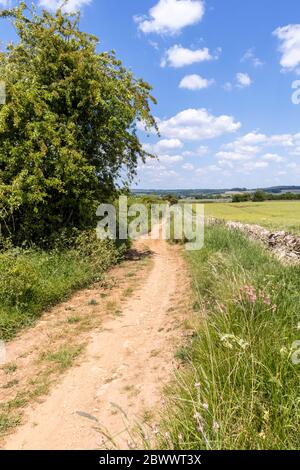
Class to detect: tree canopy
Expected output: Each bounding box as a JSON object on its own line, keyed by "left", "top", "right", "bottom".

{"left": 0, "top": 2, "right": 157, "bottom": 244}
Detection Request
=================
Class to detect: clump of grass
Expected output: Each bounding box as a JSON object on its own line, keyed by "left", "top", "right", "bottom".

{"left": 159, "top": 224, "right": 300, "bottom": 450}
{"left": 2, "top": 362, "right": 17, "bottom": 374}
{"left": 40, "top": 345, "right": 84, "bottom": 371}
{"left": 67, "top": 315, "right": 82, "bottom": 324}
{"left": 0, "top": 412, "right": 21, "bottom": 434}
{"left": 88, "top": 299, "right": 98, "bottom": 306}
{"left": 106, "top": 300, "right": 121, "bottom": 317}
{"left": 125, "top": 272, "right": 135, "bottom": 278}
{"left": 123, "top": 287, "right": 133, "bottom": 298}
{"left": 2, "top": 379, "right": 19, "bottom": 389}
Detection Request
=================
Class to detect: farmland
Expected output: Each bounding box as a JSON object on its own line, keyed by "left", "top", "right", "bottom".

{"left": 203, "top": 201, "right": 300, "bottom": 234}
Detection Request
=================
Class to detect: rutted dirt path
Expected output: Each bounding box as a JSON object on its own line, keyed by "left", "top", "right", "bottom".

{"left": 1, "top": 234, "right": 191, "bottom": 450}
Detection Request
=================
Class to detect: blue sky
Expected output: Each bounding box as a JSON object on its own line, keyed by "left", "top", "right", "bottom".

{"left": 1, "top": 0, "right": 300, "bottom": 189}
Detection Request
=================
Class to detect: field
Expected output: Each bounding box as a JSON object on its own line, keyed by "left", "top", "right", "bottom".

{"left": 160, "top": 223, "right": 300, "bottom": 450}
{"left": 203, "top": 201, "right": 300, "bottom": 234}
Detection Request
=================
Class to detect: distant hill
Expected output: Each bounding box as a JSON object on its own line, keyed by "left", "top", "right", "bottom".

{"left": 133, "top": 186, "right": 300, "bottom": 198}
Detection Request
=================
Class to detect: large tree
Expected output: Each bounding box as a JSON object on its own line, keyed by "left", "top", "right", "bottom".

{"left": 0, "top": 2, "right": 157, "bottom": 243}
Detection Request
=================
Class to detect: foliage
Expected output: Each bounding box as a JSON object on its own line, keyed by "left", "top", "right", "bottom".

{"left": 232, "top": 193, "right": 252, "bottom": 203}
{"left": 0, "top": 231, "right": 125, "bottom": 340}
{"left": 252, "top": 190, "right": 267, "bottom": 202}
{"left": 159, "top": 224, "right": 300, "bottom": 449}
{"left": 0, "top": 2, "right": 157, "bottom": 244}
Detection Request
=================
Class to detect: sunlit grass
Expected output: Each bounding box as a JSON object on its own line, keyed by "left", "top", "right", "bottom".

{"left": 204, "top": 200, "right": 300, "bottom": 234}
{"left": 159, "top": 224, "right": 300, "bottom": 450}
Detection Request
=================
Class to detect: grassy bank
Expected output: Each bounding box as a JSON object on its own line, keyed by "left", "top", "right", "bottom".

{"left": 0, "top": 232, "right": 127, "bottom": 341}
{"left": 204, "top": 201, "right": 300, "bottom": 234}
{"left": 160, "top": 224, "right": 300, "bottom": 450}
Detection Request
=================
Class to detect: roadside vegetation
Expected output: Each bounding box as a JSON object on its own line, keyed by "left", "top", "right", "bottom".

{"left": 0, "top": 4, "right": 157, "bottom": 342}
{"left": 160, "top": 223, "right": 300, "bottom": 450}
{"left": 0, "top": 233, "right": 127, "bottom": 341}
{"left": 204, "top": 200, "right": 300, "bottom": 234}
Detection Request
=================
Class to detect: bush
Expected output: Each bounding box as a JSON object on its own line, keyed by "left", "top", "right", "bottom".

{"left": 0, "top": 251, "right": 40, "bottom": 307}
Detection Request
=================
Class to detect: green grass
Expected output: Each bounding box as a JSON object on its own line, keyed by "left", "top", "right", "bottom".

{"left": 0, "top": 232, "right": 127, "bottom": 341}
{"left": 160, "top": 224, "right": 300, "bottom": 450}
{"left": 0, "top": 412, "right": 21, "bottom": 434}
{"left": 41, "top": 345, "right": 83, "bottom": 371}
{"left": 203, "top": 200, "right": 300, "bottom": 234}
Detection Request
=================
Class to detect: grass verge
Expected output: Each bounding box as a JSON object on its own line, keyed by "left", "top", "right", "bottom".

{"left": 0, "top": 231, "right": 127, "bottom": 340}
{"left": 160, "top": 223, "right": 300, "bottom": 450}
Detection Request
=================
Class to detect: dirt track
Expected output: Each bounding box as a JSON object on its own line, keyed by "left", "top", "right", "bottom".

{"left": 1, "top": 234, "right": 190, "bottom": 450}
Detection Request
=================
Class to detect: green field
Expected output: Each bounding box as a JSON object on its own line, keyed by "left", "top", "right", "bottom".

{"left": 203, "top": 201, "right": 300, "bottom": 234}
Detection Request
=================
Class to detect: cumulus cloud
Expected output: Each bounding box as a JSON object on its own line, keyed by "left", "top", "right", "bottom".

{"left": 241, "top": 48, "right": 263, "bottom": 67}
{"left": 224, "top": 131, "right": 297, "bottom": 152}
{"left": 38, "top": 0, "right": 92, "bottom": 12}
{"left": 161, "top": 44, "right": 213, "bottom": 68}
{"left": 224, "top": 73, "right": 252, "bottom": 91}
{"left": 216, "top": 151, "right": 252, "bottom": 162}
{"left": 143, "top": 138, "right": 183, "bottom": 154}
{"left": 159, "top": 154, "right": 184, "bottom": 164}
{"left": 134, "top": 0, "right": 205, "bottom": 36}
{"left": 262, "top": 153, "right": 285, "bottom": 162}
{"left": 158, "top": 108, "right": 241, "bottom": 141}
{"left": 273, "top": 24, "right": 300, "bottom": 71}
{"left": 182, "top": 145, "right": 208, "bottom": 157}
{"left": 215, "top": 131, "right": 300, "bottom": 174}
{"left": 179, "top": 74, "right": 215, "bottom": 90}
{"left": 241, "top": 161, "right": 269, "bottom": 172}
{"left": 236, "top": 72, "right": 252, "bottom": 88}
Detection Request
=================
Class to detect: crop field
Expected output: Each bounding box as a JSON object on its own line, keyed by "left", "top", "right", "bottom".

{"left": 203, "top": 201, "right": 300, "bottom": 234}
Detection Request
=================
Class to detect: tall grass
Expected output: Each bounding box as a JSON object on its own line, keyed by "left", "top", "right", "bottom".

{"left": 160, "top": 224, "right": 300, "bottom": 450}
{"left": 0, "top": 231, "right": 127, "bottom": 341}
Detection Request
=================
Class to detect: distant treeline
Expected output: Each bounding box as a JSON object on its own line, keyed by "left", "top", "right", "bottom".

{"left": 232, "top": 191, "right": 300, "bottom": 203}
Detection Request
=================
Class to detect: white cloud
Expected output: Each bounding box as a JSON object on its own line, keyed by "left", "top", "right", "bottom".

{"left": 224, "top": 73, "right": 252, "bottom": 91}
{"left": 158, "top": 108, "right": 241, "bottom": 141}
{"left": 215, "top": 131, "right": 300, "bottom": 175}
{"left": 196, "top": 165, "right": 221, "bottom": 175}
{"left": 216, "top": 151, "right": 252, "bottom": 162}
{"left": 273, "top": 24, "right": 300, "bottom": 71}
{"left": 182, "top": 163, "right": 194, "bottom": 170}
{"left": 236, "top": 72, "right": 252, "bottom": 88}
{"left": 223, "top": 82, "right": 233, "bottom": 92}
{"left": 182, "top": 145, "right": 208, "bottom": 157}
{"left": 224, "top": 131, "right": 297, "bottom": 153}
{"left": 143, "top": 138, "right": 183, "bottom": 154}
{"left": 179, "top": 74, "right": 214, "bottom": 90}
{"left": 159, "top": 154, "right": 184, "bottom": 164}
{"left": 241, "top": 48, "right": 263, "bottom": 67}
{"left": 0, "top": 0, "right": 10, "bottom": 6}
{"left": 240, "top": 161, "right": 269, "bottom": 172}
{"left": 262, "top": 153, "right": 285, "bottom": 162}
{"left": 38, "top": 0, "right": 92, "bottom": 12}
{"left": 135, "top": 0, "right": 205, "bottom": 36}
{"left": 161, "top": 44, "right": 213, "bottom": 68}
